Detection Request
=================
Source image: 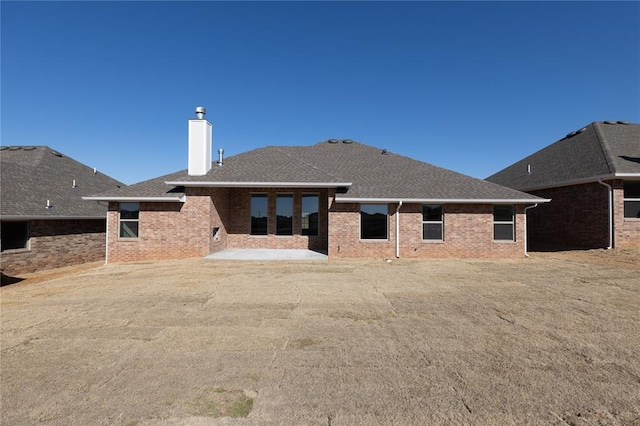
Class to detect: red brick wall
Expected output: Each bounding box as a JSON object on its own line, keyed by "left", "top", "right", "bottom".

{"left": 226, "top": 188, "right": 329, "bottom": 252}
{"left": 106, "top": 188, "right": 529, "bottom": 262}
{"left": 1, "top": 219, "right": 106, "bottom": 276}
{"left": 328, "top": 202, "right": 526, "bottom": 258}
{"left": 107, "top": 187, "right": 229, "bottom": 263}
{"left": 613, "top": 180, "right": 640, "bottom": 248}
{"left": 528, "top": 181, "right": 612, "bottom": 250}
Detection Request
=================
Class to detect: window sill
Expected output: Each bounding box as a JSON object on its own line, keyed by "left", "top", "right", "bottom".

{"left": 359, "top": 239, "right": 390, "bottom": 243}
{"left": 117, "top": 238, "right": 140, "bottom": 242}
{"left": 623, "top": 217, "right": 640, "bottom": 221}
{"left": 0, "top": 248, "right": 31, "bottom": 254}
{"left": 493, "top": 240, "right": 516, "bottom": 243}
{"left": 422, "top": 240, "right": 444, "bottom": 244}
{"left": 249, "top": 235, "right": 268, "bottom": 238}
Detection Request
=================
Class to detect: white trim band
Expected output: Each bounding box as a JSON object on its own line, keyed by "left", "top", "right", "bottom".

{"left": 82, "top": 196, "right": 186, "bottom": 202}
{"left": 165, "top": 181, "right": 353, "bottom": 188}
{"left": 335, "top": 197, "right": 550, "bottom": 204}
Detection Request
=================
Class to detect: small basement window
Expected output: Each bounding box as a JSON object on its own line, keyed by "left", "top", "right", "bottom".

{"left": 493, "top": 205, "right": 515, "bottom": 241}
{"left": 119, "top": 203, "right": 139, "bottom": 238}
{"left": 623, "top": 182, "right": 640, "bottom": 218}
{"left": 1, "top": 221, "right": 29, "bottom": 251}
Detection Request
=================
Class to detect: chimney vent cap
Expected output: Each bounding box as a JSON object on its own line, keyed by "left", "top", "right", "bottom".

{"left": 195, "top": 106, "right": 207, "bottom": 119}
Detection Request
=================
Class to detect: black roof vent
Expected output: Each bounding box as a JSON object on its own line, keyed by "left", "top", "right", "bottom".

{"left": 0, "top": 146, "right": 8, "bottom": 151}
{"left": 23, "top": 146, "right": 36, "bottom": 151}
{"left": 604, "top": 121, "right": 617, "bottom": 125}
{"left": 9, "top": 146, "right": 21, "bottom": 151}
{"left": 381, "top": 149, "right": 388, "bottom": 154}
{"left": 327, "top": 139, "right": 339, "bottom": 144}
{"left": 50, "top": 150, "right": 63, "bottom": 157}
{"left": 617, "top": 120, "right": 630, "bottom": 125}
{"left": 342, "top": 139, "right": 353, "bottom": 144}
{"left": 566, "top": 131, "right": 578, "bottom": 138}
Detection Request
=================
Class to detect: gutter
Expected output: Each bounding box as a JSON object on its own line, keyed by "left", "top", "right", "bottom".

{"left": 82, "top": 196, "right": 186, "bottom": 202}
{"left": 523, "top": 204, "right": 538, "bottom": 257}
{"left": 597, "top": 179, "right": 613, "bottom": 249}
{"left": 165, "top": 181, "right": 353, "bottom": 188}
{"left": 395, "top": 201, "right": 403, "bottom": 258}
{"left": 337, "top": 197, "right": 550, "bottom": 204}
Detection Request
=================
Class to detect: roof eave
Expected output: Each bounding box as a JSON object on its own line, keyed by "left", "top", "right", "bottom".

{"left": 0, "top": 215, "right": 106, "bottom": 221}
{"left": 165, "top": 181, "right": 353, "bottom": 188}
{"left": 82, "top": 196, "right": 186, "bottom": 202}
{"left": 335, "top": 197, "right": 550, "bottom": 204}
{"left": 512, "top": 173, "right": 640, "bottom": 192}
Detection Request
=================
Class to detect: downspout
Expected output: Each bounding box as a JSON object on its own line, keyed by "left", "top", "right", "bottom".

{"left": 395, "top": 201, "right": 403, "bottom": 258}
{"left": 597, "top": 179, "right": 613, "bottom": 249}
{"left": 523, "top": 204, "right": 538, "bottom": 257}
{"left": 105, "top": 207, "right": 110, "bottom": 265}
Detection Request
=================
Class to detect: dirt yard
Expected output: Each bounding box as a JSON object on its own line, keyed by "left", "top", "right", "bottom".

{"left": 1, "top": 250, "right": 639, "bottom": 425}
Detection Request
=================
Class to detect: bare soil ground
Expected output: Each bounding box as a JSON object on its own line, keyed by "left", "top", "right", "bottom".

{"left": 1, "top": 250, "right": 639, "bottom": 425}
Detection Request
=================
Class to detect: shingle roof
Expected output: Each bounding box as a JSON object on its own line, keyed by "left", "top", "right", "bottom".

{"left": 486, "top": 121, "right": 640, "bottom": 190}
{"left": 1, "top": 146, "right": 124, "bottom": 218}
{"left": 92, "top": 140, "right": 542, "bottom": 203}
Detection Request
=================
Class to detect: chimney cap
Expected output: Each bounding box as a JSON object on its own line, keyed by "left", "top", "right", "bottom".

{"left": 195, "top": 106, "right": 206, "bottom": 119}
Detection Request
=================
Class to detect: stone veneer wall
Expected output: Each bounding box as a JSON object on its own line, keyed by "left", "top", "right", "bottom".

{"left": 1, "top": 219, "right": 106, "bottom": 276}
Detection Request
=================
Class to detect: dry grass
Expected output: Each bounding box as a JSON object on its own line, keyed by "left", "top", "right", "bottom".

{"left": 1, "top": 249, "right": 639, "bottom": 425}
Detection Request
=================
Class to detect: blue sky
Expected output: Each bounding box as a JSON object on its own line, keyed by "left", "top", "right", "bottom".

{"left": 2, "top": 1, "right": 639, "bottom": 185}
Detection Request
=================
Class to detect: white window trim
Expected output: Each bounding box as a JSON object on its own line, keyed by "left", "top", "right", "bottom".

{"left": 118, "top": 203, "right": 140, "bottom": 240}
{"left": 623, "top": 186, "right": 640, "bottom": 220}
{"left": 493, "top": 205, "right": 515, "bottom": 242}
{"left": 422, "top": 205, "right": 444, "bottom": 242}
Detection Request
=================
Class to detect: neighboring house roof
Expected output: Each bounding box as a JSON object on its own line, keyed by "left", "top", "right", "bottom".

{"left": 89, "top": 140, "right": 543, "bottom": 204}
{"left": 486, "top": 121, "right": 640, "bottom": 191}
{"left": 1, "top": 146, "right": 124, "bottom": 219}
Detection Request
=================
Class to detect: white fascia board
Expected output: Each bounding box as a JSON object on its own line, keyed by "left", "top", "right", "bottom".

{"left": 164, "top": 181, "right": 353, "bottom": 188}
{"left": 335, "top": 197, "right": 550, "bottom": 204}
{"left": 514, "top": 173, "right": 640, "bottom": 192}
{"left": 0, "top": 215, "right": 106, "bottom": 221}
{"left": 82, "top": 196, "right": 186, "bottom": 202}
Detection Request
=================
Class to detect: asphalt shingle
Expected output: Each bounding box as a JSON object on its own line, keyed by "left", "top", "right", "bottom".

{"left": 1, "top": 146, "right": 124, "bottom": 218}
{"left": 486, "top": 121, "right": 640, "bottom": 190}
{"left": 93, "top": 139, "right": 541, "bottom": 202}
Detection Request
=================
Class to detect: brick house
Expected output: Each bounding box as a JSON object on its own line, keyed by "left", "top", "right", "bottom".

{"left": 487, "top": 121, "right": 640, "bottom": 250}
{"left": 86, "top": 108, "right": 547, "bottom": 262}
{"left": 1, "top": 146, "right": 124, "bottom": 276}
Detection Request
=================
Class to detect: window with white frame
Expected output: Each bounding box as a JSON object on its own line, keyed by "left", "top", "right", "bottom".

{"left": 1, "top": 221, "right": 29, "bottom": 251}
{"left": 422, "top": 205, "right": 444, "bottom": 240}
{"left": 493, "top": 205, "right": 514, "bottom": 241}
{"left": 119, "top": 203, "right": 140, "bottom": 238}
{"left": 276, "top": 194, "right": 293, "bottom": 236}
{"left": 250, "top": 194, "right": 268, "bottom": 235}
{"left": 301, "top": 194, "right": 319, "bottom": 236}
{"left": 623, "top": 182, "right": 640, "bottom": 218}
{"left": 360, "top": 204, "right": 388, "bottom": 240}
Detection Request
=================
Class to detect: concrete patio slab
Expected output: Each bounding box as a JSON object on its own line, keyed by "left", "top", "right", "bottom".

{"left": 204, "top": 248, "right": 328, "bottom": 261}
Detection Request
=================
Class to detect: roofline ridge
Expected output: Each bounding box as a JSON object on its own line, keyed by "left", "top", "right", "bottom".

{"left": 592, "top": 122, "right": 616, "bottom": 175}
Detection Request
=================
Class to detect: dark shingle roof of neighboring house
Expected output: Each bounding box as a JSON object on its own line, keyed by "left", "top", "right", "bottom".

{"left": 1, "top": 146, "right": 124, "bottom": 219}
{"left": 486, "top": 121, "right": 640, "bottom": 191}
{"left": 90, "top": 140, "right": 543, "bottom": 203}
